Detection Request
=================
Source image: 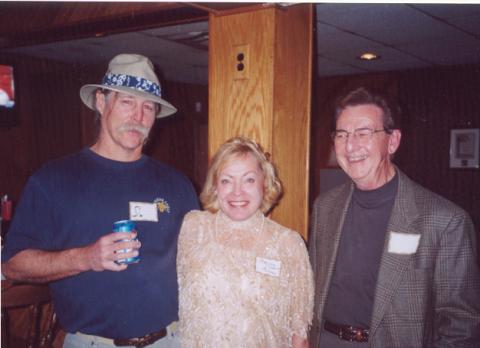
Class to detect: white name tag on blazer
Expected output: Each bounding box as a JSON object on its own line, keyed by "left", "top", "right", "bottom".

{"left": 388, "top": 231, "right": 421, "bottom": 255}
{"left": 129, "top": 202, "right": 158, "bottom": 222}
{"left": 256, "top": 257, "right": 282, "bottom": 277}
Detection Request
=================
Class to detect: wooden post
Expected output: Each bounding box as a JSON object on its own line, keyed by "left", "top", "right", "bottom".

{"left": 209, "top": 4, "right": 313, "bottom": 239}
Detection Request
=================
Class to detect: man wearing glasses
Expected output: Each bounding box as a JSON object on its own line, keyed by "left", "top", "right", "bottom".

{"left": 309, "top": 87, "right": 480, "bottom": 347}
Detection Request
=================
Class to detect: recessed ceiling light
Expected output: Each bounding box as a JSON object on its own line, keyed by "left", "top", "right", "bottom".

{"left": 358, "top": 52, "right": 379, "bottom": 61}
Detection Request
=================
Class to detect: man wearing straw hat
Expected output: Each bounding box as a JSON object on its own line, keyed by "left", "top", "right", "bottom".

{"left": 2, "top": 54, "right": 199, "bottom": 348}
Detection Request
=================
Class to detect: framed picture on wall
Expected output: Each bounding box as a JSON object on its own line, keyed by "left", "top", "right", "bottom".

{"left": 449, "top": 128, "right": 479, "bottom": 169}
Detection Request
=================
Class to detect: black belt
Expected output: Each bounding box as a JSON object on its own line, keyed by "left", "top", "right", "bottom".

{"left": 113, "top": 328, "right": 167, "bottom": 348}
{"left": 324, "top": 320, "right": 369, "bottom": 343}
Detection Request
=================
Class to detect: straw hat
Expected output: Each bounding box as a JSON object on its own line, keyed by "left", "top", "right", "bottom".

{"left": 80, "top": 54, "right": 177, "bottom": 118}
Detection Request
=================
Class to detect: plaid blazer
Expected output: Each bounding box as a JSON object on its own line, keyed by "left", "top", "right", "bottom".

{"left": 308, "top": 169, "right": 480, "bottom": 348}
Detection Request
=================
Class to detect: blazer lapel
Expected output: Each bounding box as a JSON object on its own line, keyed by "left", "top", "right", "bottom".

{"left": 369, "top": 170, "right": 421, "bottom": 336}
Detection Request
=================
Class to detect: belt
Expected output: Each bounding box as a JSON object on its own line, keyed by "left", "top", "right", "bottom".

{"left": 76, "top": 322, "right": 176, "bottom": 348}
{"left": 324, "top": 320, "right": 369, "bottom": 343}
{"left": 114, "top": 329, "right": 167, "bottom": 347}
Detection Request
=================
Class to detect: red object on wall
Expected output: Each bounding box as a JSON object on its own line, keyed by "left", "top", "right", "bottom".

{"left": 0, "top": 64, "right": 14, "bottom": 100}
{"left": 1, "top": 199, "right": 12, "bottom": 221}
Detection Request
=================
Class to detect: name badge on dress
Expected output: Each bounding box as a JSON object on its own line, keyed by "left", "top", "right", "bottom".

{"left": 129, "top": 202, "right": 158, "bottom": 222}
{"left": 256, "top": 257, "right": 281, "bottom": 277}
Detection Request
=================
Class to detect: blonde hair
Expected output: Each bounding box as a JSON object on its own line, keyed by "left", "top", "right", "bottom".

{"left": 200, "top": 136, "right": 283, "bottom": 214}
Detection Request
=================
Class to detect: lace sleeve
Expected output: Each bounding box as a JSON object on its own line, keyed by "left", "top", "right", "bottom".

{"left": 177, "top": 210, "right": 201, "bottom": 290}
{"left": 285, "top": 231, "right": 314, "bottom": 340}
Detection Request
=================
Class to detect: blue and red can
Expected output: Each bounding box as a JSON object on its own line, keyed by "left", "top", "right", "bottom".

{"left": 113, "top": 220, "right": 140, "bottom": 264}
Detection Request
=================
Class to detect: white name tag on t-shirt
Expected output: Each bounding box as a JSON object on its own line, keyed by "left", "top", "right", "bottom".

{"left": 129, "top": 202, "right": 158, "bottom": 222}
{"left": 256, "top": 257, "right": 282, "bottom": 277}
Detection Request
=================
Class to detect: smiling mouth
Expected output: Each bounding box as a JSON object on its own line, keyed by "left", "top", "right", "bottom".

{"left": 229, "top": 201, "right": 248, "bottom": 207}
{"left": 347, "top": 154, "right": 367, "bottom": 162}
{"left": 125, "top": 129, "right": 142, "bottom": 136}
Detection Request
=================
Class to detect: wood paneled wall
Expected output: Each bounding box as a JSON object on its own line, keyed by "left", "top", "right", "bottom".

{"left": 312, "top": 64, "right": 480, "bottom": 238}
{"left": 146, "top": 80, "right": 208, "bottom": 193}
{"left": 0, "top": 56, "right": 83, "bottom": 204}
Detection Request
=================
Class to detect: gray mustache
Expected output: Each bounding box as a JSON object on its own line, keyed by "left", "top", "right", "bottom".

{"left": 117, "top": 124, "right": 149, "bottom": 137}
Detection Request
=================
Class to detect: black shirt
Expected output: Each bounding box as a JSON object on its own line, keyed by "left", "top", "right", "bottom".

{"left": 323, "top": 173, "right": 398, "bottom": 328}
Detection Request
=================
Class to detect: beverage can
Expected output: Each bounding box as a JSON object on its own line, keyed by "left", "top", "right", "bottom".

{"left": 113, "top": 220, "right": 140, "bottom": 264}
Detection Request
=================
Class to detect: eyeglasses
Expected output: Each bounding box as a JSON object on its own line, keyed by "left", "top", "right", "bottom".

{"left": 331, "top": 127, "right": 390, "bottom": 143}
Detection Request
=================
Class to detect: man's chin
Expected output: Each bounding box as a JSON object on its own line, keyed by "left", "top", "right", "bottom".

{"left": 120, "top": 138, "right": 146, "bottom": 151}
{"left": 123, "top": 132, "right": 147, "bottom": 142}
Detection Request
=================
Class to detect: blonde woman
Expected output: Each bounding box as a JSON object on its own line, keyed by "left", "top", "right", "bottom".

{"left": 178, "top": 136, "right": 313, "bottom": 348}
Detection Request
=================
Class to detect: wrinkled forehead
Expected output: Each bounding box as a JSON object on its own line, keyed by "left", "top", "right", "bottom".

{"left": 104, "top": 91, "right": 160, "bottom": 113}
{"left": 219, "top": 152, "right": 263, "bottom": 173}
{"left": 337, "top": 104, "right": 384, "bottom": 127}
{"left": 227, "top": 151, "right": 258, "bottom": 166}
{"left": 112, "top": 91, "right": 157, "bottom": 104}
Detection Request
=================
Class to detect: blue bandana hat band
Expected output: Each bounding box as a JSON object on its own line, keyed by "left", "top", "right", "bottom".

{"left": 102, "top": 73, "right": 161, "bottom": 97}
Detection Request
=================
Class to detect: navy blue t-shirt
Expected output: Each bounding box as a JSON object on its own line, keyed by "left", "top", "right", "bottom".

{"left": 2, "top": 148, "right": 199, "bottom": 338}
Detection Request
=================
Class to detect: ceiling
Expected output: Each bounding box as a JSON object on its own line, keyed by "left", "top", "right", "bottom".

{"left": 1, "top": 3, "right": 480, "bottom": 85}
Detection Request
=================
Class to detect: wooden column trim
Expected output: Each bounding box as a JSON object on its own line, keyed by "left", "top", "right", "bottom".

{"left": 208, "top": 4, "right": 313, "bottom": 239}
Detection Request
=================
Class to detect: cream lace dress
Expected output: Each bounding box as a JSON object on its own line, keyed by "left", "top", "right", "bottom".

{"left": 177, "top": 210, "right": 314, "bottom": 348}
